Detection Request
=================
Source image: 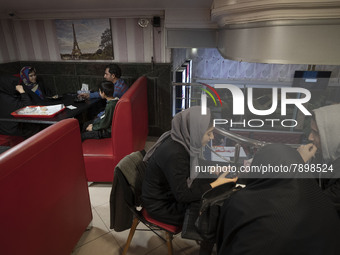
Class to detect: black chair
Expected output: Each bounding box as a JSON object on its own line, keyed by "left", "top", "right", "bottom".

{"left": 111, "top": 151, "right": 182, "bottom": 255}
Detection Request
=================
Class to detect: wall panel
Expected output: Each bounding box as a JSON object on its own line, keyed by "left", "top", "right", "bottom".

{"left": 0, "top": 18, "right": 169, "bottom": 64}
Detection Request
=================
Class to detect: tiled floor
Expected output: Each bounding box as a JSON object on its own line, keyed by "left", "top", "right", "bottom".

{"left": 71, "top": 182, "right": 205, "bottom": 255}
{"left": 72, "top": 137, "right": 216, "bottom": 255}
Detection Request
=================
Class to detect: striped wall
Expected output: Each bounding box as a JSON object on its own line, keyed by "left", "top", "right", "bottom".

{"left": 0, "top": 18, "right": 170, "bottom": 63}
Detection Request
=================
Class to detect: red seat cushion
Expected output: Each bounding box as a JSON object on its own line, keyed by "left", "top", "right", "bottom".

{"left": 82, "top": 138, "right": 113, "bottom": 156}
{"left": 82, "top": 138, "right": 116, "bottom": 182}
{"left": 142, "top": 208, "right": 182, "bottom": 234}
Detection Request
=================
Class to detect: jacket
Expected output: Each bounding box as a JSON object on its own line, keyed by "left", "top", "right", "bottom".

{"left": 109, "top": 150, "right": 146, "bottom": 231}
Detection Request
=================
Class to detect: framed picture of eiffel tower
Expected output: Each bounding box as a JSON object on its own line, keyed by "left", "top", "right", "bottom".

{"left": 55, "top": 19, "right": 114, "bottom": 60}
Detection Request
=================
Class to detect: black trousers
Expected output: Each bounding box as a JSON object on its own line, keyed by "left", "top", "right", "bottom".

{"left": 81, "top": 120, "right": 110, "bottom": 141}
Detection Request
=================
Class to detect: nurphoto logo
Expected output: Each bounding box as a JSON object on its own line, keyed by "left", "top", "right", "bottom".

{"left": 200, "top": 84, "right": 312, "bottom": 128}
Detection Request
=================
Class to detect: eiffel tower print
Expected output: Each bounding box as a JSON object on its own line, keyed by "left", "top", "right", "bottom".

{"left": 56, "top": 19, "right": 113, "bottom": 60}
{"left": 71, "top": 23, "right": 82, "bottom": 60}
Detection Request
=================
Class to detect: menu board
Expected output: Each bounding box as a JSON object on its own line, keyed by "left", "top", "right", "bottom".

{"left": 11, "top": 104, "right": 66, "bottom": 118}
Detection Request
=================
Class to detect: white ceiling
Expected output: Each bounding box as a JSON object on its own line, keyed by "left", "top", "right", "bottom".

{"left": 1, "top": 0, "right": 213, "bottom": 14}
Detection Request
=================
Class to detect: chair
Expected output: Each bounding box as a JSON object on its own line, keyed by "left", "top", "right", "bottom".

{"left": 110, "top": 151, "right": 182, "bottom": 255}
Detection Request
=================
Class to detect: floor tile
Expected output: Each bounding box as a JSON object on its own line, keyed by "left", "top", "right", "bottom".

{"left": 88, "top": 183, "right": 112, "bottom": 207}
{"left": 72, "top": 232, "right": 121, "bottom": 255}
{"left": 74, "top": 208, "right": 110, "bottom": 248}
{"left": 94, "top": 201, "right": 166, "bottom": 254}
{"left": 111, "top": 224, "right": 165, "bottom": 254}
{"left": 94, "top": 202, "right": 111, "bottom": 230}
{"left": 174, "top": 238, "right": 217, "bottom": 255}
{"left": 144, "top": 239, "right": 183, "bottom": 255}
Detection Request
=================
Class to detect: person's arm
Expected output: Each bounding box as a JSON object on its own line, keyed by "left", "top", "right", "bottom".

{"left": 15, "top": 85, "right": 32, "bottom": 108}
{"left": 162, "top": 150, "right": 236, "bottom": 204}
{"left": 92, "top": 100, "right": 118, "bottom": 131}
{"left": 90, "top": 91, "right": 100, "bottom": 99}
{"left": 79, "top": 91, "right": 99, "bottom": 100}
{"left": 162, "top": 151, "right": 209, "bottom": 203}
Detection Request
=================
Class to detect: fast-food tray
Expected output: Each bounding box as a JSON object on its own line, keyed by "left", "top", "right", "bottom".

{"left": 11, "top": 104, "right": 66, "bottom": 118}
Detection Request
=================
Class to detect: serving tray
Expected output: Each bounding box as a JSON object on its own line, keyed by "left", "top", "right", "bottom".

{"left": 11, "top": 104, "right": 66, "bottom": 118}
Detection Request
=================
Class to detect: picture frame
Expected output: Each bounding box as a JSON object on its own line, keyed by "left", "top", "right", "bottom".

{"left": 55, "top": 19, "right": 114, "bottom": 60}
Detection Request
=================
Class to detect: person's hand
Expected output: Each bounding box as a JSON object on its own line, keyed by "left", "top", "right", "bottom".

{"left": 78, "top": 93, "right": 90, "bottom": 100}
{"left": 15, "top": 85, "right": 25, "bottom": 94}
{"left": 86, "top": 124, "right": 93, "bottom": 132}
{"left": 297, "top": 143, "right": 317, "bottom": 163}
{"left": 210, "top": 176, "right": 238, "bottom": 189}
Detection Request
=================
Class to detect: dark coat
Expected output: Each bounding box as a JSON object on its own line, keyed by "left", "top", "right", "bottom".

{"left": 22, "top": 78, "right": 52, "bottom": 105}
{"left": 110, "top": 151, "right": 146, "bottom": 232}
{"left": 142, "top": 136, "right": 211, "bottom": 226}
{"left": 0, "top": 75, "right": 35, "bottom": 137}
{"left": 320, "top": 157, "right": 340, "bottom": 217}
{"left": 216, "top": 144, "right": 340, "bottom": 255}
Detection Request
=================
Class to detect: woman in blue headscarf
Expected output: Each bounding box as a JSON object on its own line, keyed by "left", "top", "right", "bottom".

{"left": 20, "top": 66, "right": 48, "bottom": 103}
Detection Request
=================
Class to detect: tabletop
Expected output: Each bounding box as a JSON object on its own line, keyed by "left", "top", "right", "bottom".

{"left": 0, "top": 94, "right": 102, "bottom": 125}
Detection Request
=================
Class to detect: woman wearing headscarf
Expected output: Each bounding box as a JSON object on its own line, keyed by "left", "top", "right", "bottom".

{"left": 142, "top": 106, "right": 237, "bottom": 226}
{"left": 0, "top": 75, "right": 38, "bottom": 137}
{"left": 298, "top": 104, "right": 340, "bottom": 217}
{"left": 19, "top": 66, "right": 48, "bottom": 103}
{"left": 216, "top": 144, "right": 340, "bottom": 255}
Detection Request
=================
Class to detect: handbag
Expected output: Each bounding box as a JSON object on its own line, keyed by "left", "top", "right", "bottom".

{"left": 194, "top": 182, "right": 241, "bottom": 241}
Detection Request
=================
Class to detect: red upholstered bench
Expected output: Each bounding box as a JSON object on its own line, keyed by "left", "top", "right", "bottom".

{"left": 0, "top": 135, "right": 24, "bottom": 147}
{"left": 82, "top": 76, "right": 148, "bottom": 182}
{"left": 0, "top": 119, "right": 92, "bottom": 255}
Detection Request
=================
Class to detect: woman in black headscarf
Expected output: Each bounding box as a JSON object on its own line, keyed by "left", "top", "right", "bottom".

{"left": 142, "top": 106, "right": 237, "bottom": 226}
{"left": 0, "top": 75, "right": 38, "bottom": 137}
{"left": 216, "top": 143, "right": 340, "bottom": 255}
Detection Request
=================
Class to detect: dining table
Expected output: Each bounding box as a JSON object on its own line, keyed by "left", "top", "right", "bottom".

{"left": 0, "top": 94, "right": 102, "bottom": 125}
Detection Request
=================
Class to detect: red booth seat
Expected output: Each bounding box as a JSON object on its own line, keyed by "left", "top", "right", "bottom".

{"left": 82, "top": 76, "right": 148, "bottom": 182}
{"left": 0, "top": 119, "right": 92, "bottom": 255}
{"left": 0, "top": 134, "right": 24, "bottom": 147}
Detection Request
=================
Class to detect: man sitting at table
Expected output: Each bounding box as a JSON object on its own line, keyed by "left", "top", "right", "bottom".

{"left": 81, "top": 81, "right": 118, "bottom": 141}
{"left": 80, "top": 64, "right": 128, "bottom": 100}
{"left": 79, "top": 64, "right": 128, "bottom": 120}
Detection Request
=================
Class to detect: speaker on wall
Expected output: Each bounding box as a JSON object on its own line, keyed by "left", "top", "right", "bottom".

{"left": 153, "top": 16, "right": 160, "bottom": 27}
